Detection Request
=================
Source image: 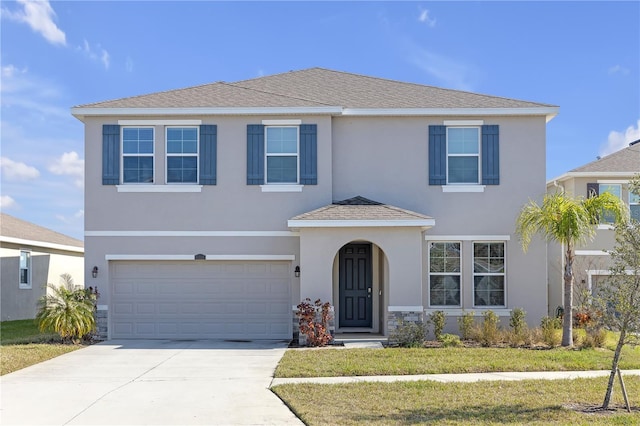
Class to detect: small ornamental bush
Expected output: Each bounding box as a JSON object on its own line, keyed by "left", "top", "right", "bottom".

{"left": 296, "top": 298, "right": 333, "bottom": 347}
{"left": 457, "top": 310, "right": 475, "bottom": 340}
{"left": 581, "top": 324, "right": 607, "bottom": 349}
{"left": 540, "top": 316, "right": 562, "bottom": 347}
{"left": 439, "top": 333, "right": 462, "bottom": 347}
{"left": 429, "top": 310, "right": 446, "bottom": 341}
{"left": 389, "top": 321, "right": 425, "bottom": 348}
{"left": 507, "top": 308, "right": 528, "bottom": 347}
{"left": 479, "top": 310, "right": 500, "bottom": 347}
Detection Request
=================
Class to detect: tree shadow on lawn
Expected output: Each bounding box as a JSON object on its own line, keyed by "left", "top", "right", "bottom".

{"left": 341, "top": 403, "right": 637, "bottom": 424}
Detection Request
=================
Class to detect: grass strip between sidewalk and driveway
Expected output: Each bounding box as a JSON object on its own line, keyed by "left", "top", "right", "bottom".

{"left": 275, "top": 345, "right": 640, "bottom": 378}
{"left": 0, "top": 319, "right": 84, "bottom": 376}
{"left": 272, "top": 376, "right": 640, "bottom": 425}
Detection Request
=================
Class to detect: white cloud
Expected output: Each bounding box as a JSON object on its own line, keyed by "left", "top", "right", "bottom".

{"left": 125, "top": 56, "right": 134, "bottom": 73}
{"left": 600, "top": 119, "right": 640, "bottom": 157}
{"left": 608, "top": 64, "right": 630, "bottom": 75}
{"left": 78, "top": 39, "right": 110, "bottom": 70}
{"left": 418, "top": 8, "right": 436, "bottom": 27}
{"left": 0, "top": 156, "right": 40, "bottom": 180}
{"left": 1, "top": 0, "right": 66, "bottom": 46}
{"left": 49, "top": 151, "right": 84, "bottom": 188}
{"left": 56, "top": 209, "right": 84, "bottom": 225}
{"left": 406, "top": 41, "right": 475, "bottom": 91}
{"left": 0, "top": 195, "right": 17, "bottom": 209}
{"left": 1, "top": 64, "right": 28, "bottom": 78}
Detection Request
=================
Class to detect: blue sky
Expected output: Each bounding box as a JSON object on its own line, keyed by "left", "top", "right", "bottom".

{"left": 1, "top": 1, "right": 639, "bottom": 240}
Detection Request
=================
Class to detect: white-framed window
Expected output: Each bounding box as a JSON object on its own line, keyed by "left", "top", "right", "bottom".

{"left": 166, "top": 127, "right": 198, "bottom": 184}
{"left": 265, "top": 126, "right": 299, "bottom": 184}
{"left": 598, "top": 183, "right": 622, "bottom": 224}
{"left": 630, "top": 190, "right": 640, "bottom": 222}
{"left": 473, "top": 242, "right": 505, "bottom": 307}
{"left": 447, "top": 127, "right": 480, "bottom": 184}
{"left": 19, "top": 250, "right": 31, "bottom": 289}
{"left": 122, "top": 127, "right": 154, "bottom": 183}
{"left": 428, "top": 242, "right": 461, "bottom": 306}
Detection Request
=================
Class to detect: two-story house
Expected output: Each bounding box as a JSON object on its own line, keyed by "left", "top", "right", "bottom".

{"left": 547, "top": 140, "right": 640, "bottom": 312}
{"left": 72, "top": 68, "right": 558, "bottom": 340}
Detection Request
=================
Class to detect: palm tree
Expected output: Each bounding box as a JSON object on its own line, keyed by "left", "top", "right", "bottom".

{"left": 516, "top": 191, "right": 626, "bottom": 347}
{"left": 36, "top": 274, "right": 97, "bottom": 343}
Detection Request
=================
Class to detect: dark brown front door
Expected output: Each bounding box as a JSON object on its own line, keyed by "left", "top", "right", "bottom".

{"left": 339, "top": 243, "right": 372, "bottom": 328}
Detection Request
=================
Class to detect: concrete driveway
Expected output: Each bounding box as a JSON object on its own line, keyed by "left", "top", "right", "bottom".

{"left": 0, "top": 340, "right": 303, "bottom": 425}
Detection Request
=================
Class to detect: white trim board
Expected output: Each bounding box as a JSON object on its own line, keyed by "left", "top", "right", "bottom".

{"left": 575, "top": 250, "right": 609, "bottom": 256}
{"left": 116, "top": 185, "right": 203, "bottom": 193}
{"left": 261, "top": 185, "right": 304, "bottom": 192}
{"left": 424, "top": 308, "right": 512, "bottom": 316}
{"left": 117, "top": 119, "right": 202, "bottom": 125}
{"left": 86, "top": 231, "right": 300, "bottom": 237}
{"left": 388, "top": 306, "right": 423, "bottom": 312}
{"left": 106, "top": 254, "right": 296, "bottom": 261}
{"left": 72, "top": 106, "right": 342, "bottom": 118}
{"left": 426, "top": 235, "right": 511, "bottom": 241}
{"left": 442, "top": 185, "right": 486, "bottom": 193}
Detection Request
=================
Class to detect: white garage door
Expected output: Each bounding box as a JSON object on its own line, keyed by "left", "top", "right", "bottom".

{"left": 110, "top": 260, "right": 292, "bottom": 339}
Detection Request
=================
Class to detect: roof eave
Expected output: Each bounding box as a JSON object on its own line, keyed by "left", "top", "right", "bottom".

{"left": 342, "top": 107, "right": 559, "bottom": 122}
{"left": 287, "top": 219, "right": 436, "bottom": 228}
{"left": 71, "top": 106, "right": 344, "bottom": 121}
{"left": 0, "top": 236, "right": 84, "bottom": 253}
{"left": 547, "top": 171, "right": 639, "bottom": 186}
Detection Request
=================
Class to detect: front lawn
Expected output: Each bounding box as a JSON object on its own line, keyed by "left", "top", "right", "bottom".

{"left": 275, "top": 345, "right": 640, "bottom": 378}
{"left": 272, "top": 377, "right": 640, "bottom": 425}
{"left": 0, "top": 319, "right": 84, "bottom": 376}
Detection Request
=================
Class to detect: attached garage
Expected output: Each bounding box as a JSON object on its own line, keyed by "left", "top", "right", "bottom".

{"left": 109, "top": 260, "right": 292, "bottom": 340}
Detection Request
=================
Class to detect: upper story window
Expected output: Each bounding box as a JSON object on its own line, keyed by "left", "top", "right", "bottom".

{"left": 473, "top": 242, "right": 505, "bottom": 307}
{"left": 428, "top": 242, "right": 461, "bottom": 306}
{"left": 265, "top": 126, "right": 299, "bottom": 184}
{"left": 447, "top": 127, "right": 480, "bottom": 184}
{"left": 630, "top": 191, "right": 640, "bottom": 222}
{"left": 19, "top": 250, "right": 31, "bottom": 289}
{"left": 122, "top": 127, "right": 154, "bottom": 183}
{"left": 167, "top": 127, "right": 198, "bottom": 184}
{"left": 588, "top": 183, "right": 622, "bottom": 224}
{"left": 429, "top": 124, "right": 499, "bottom": 191}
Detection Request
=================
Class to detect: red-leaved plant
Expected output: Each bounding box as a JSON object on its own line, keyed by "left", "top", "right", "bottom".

{"left": 296, "top": 298, "right": 333, "bottom": 347}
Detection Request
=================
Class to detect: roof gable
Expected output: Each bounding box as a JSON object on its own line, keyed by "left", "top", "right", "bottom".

{"left": 73, "top": 67, "right": 557, "bottom": 114}
{"left": 1, "top": 213, "right": 83, "bottom": 249}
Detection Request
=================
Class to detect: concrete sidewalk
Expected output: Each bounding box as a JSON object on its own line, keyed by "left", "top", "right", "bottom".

{"left": 271, "top": 369, "right": 640, "bottom": 386}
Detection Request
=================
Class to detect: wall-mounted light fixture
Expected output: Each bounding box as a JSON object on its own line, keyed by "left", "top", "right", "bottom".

{"left": 295, "top": 265, "right": 300, "bottom": 278}
{"left": 92, "top": 266, "right": 99, "bottom": 278}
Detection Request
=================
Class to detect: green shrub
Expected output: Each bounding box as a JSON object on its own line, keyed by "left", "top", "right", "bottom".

{"left": 581, "top": 325, "right": 607, "bottom": 349}
{"left": 479, "top": 310, "right": 500, "bottom": 347}
{"left": 429, "top": 310, "right": 446, "bottom": 341}
{"left": 507, "top": 308, "right": 528, "bottom": 347}
{"left": 36, "top": 274, "right": 97, "bottom": 343}
{"left": 457, "top": 311, "right": 475, "bottom": 340}
{"left": 389, "top": 321, "right": 425, "bottom": 348}
{"left": 439, "top": 333, "right": 462, "bottom": 347}
{"left": 540, "top": 316, "right": 562, "bottom": 347}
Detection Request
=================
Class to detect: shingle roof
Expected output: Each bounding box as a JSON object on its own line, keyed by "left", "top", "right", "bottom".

{"left": 74, "top": 67, "right": 556, "bottom": 110}
{"left": 0, "top": 213, "right": 83, "bottom": 248}
{"left": 290, "top": 196, "right": 433, "bottom": 222}
{"left": 570, "top": 144, "right": 640, "bottom": 173}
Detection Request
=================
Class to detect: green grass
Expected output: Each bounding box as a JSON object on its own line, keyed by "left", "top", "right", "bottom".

{"left": 272, "top": 376, "right": 640, "bottom": 425}
{"left": 275, "top": 345, "right": 640, "bottom": 378}
{"left": 0, "top": 319, "right": 83, "bottom": 375}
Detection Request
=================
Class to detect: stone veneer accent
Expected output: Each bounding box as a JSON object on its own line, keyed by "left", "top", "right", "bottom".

{"left": 94, "top": 308, "right": 108, "bottom": 340}
{"left": 387, "top": 309, "right": 424, "bottom": 343}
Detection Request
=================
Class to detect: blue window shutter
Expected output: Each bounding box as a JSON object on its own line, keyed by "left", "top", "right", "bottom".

{"left": 299, "top": 124, "right": 317, "bottom": 185}
{"left": 428, "top": 125, "right": 446, "bottom": 185}
{"left": 247, "top": 125, "right": 264, "bottom": 185}
{"left": 102, "top": 124, "right": 120, "bottom": 185}
{"left": 481, "top": 125, "right": 500, "bottom": 185}
{"left": 199, "top": 125, "right": 217, "bottom": 185}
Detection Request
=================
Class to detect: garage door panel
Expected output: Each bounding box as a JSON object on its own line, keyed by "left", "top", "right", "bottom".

{"left": 111, "top": 261, "right": 292, "bottom": 339}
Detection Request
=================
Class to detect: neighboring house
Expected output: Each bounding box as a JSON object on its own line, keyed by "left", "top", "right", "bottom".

{"left": 0, "top": 213, "right": 84, "bottom": 321}
{"left": 72, "top": 68, "right": 558, "bottom": 340}
{"left": 547, "top": 140, "right": 640, "bottom": 313}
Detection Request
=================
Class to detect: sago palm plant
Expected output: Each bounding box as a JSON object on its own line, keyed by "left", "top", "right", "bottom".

{"left": 36, "top": 274, "right": 97, "bottom": 343}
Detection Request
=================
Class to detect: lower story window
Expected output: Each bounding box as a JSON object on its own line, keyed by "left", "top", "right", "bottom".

{"left": 19, "top": 250, "right": 31, "bottom": 289}
{"left": 630, "top": 191, "right": 640, "bottom": 222}
{"left": 473, "top": 242, "right": 505, "bottom": 306}
{"left": 429, "top": 242, "right": 461, "bottom": 306}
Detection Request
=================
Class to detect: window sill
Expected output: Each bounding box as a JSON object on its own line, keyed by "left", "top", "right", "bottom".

{"left": 424, "top": 308, "right": 510, "bottom": 316}
{"left": 19, "top": 285, "right": 32, "bottom": 290}
{"left": 597, "top": 224, "right": 615, "bottom": 230}
{"left": 116, "top": 185, "right": 203, "bottom": 193}
{"left": 441, "top": 185, "right": 486, "bottom": 193}
{"left": 260, "top": 185, "right": 304, "bottom": 193}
